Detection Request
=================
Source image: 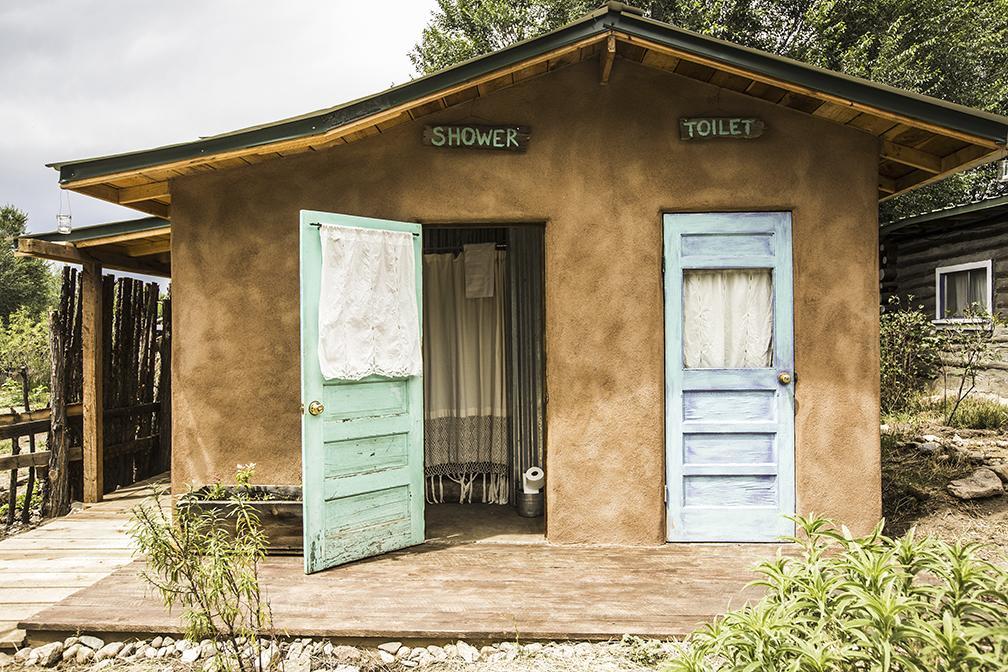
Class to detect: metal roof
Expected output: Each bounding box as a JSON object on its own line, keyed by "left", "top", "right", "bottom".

{"left": 22, "top": 216, "right": 169, "bottom": 243}
{"left": 49, "top": 1, "right": 1008, "bottom": 186}
{"left": 881, "top": 184, "right": 1008, "bottom": 235}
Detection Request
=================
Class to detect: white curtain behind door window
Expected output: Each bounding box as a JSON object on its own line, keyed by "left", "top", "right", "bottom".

{"left": 423, "top": 250, "right": 509, "bottom": 504}
{"left": 683, "top": 269, "right": 774, "bottom": 368}
{"left": 317, "top": 224, "right": 422, "bottom": 380}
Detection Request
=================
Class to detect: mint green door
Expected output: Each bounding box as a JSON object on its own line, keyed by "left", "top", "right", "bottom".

{"left": 299, "top": 210, "right": 424, "bottom": 574}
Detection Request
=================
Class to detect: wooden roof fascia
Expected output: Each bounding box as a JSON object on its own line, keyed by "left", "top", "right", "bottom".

{"left": 73, "top": 226, "right": 171, "bottom": 249}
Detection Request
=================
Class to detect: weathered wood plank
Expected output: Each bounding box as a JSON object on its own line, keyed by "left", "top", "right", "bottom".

{"left": 81, "top": 262, "right": 104, "bottom": 503}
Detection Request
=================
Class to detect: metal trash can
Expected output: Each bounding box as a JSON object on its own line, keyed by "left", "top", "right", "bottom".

{"left": 517, "top": 491, "right": 544, "bottom": 518}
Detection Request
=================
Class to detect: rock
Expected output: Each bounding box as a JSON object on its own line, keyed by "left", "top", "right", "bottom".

{"left": 378, "top": 650, "right": 396, "bottom": 664}
{"left": 181, "top": 647, "right": 202, "bottom": 665}
{"left": 456, "top": 641, "right": 480, "bottom": 663}
{"left": 34, "top": 642, "right": 64, "bottom": 667}
{"left": 497, "top": 642, "right": 516, "bottom": 651}
{"left": 93, "top": 659, "right": 116, "bottom": 671}
{"left": 63, "top": 644, "right": 82, "bottom": 661}
{"left": 150, "top": 636, "right": 164, "bottom": 649}
{"left": 505, "top": 648, "right": 518, "bottom": 662}
{"left": 426, "top": 645, "right": 446, "bottom": 660}
{"left": 176, "top": 640, "right": 192, "bottom": 652}
{"left": 948, "top": 468, "right": 1005, "bottom": 500}
{"left": 322, "top": 643, "right": 334, "bottom": 656}
{"left": 989, "top": 463, "right": 1008, "bottom": 484}
{"left": 145, "top": 646, "right": 158, "bottom": 659}
{"left": 64, "top": 636, "right": 80, "bottom": 649}
{"left": 377, "top": 642, "right": 403, "bottom": 655}
{"left": 330, "top": 645, "right": 360, "bottom": 661}
{"left": 575, "top": 642, "right": 594, "bottom": 655}
{"left": 95, "top": 642, "right": 124, "bottom": 661}
{"left": 918, "top": 441, "right": 941, "bottom": 455}
{"left": 80, "top": 635, "right": 105, "bottom": 651}
{"left": 480, "top": 645, "right": 496, "bottom": 656}
{"left": 76, "top": 646, "right": 95, "bottom": 664}
{"left": 201, "top": 642, "right": 216, "bottom": 660}
{"left": 953, "top": 434, "right": 967, "bottom": 444}
{"left": 13, "top": 649, "right": 32, "bottom": 664}
{"left": 921, "top": 434, "right": 941, "bottom": 443}
{"left": 163, "top": 636, "right": 175, "bottom": 647}
{"left": 524, "top": 643, "right": 543, "bottom": 653}
{"left": 285, "top": 643, "right": 304, "bottom": 660}
{"left": 260, "top": 644, "right": 279, "bottom": 670}
{"left": 117, "top": 643, "right": 135, "bottom": 659}
{"left": 966, "top": 450, "right": 987, "bottom": 464}
{"left": 284, "top": 653, "right": 311, "bottom": 672}
{"left": 0, "top": 652, "right": 12, "bottom": 668}
{"left": 444, "top": 644, "right": 457, "bottom": 658}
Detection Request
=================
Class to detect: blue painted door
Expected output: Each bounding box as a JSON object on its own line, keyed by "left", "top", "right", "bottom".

{"left": 663, "top": 212, "right": 795, "bottom": 542}
{"left": 299, "top": 210, "right": 425, "bottom": 573}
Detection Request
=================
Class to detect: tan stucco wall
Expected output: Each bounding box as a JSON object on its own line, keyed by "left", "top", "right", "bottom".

{"left": 170, "top": 58, "right": 881, "bottom": 544}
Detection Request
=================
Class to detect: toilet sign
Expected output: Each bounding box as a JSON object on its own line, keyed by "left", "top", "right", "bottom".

{"left": 680, "top": 117, "right": 765, "bottom": 140}
{"left": 423, "top": 124, "right": 530, "bottom": 152}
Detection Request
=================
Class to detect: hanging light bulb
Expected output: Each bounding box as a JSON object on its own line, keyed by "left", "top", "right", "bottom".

{"left": 56, "top": 190, "right": 72, "bottom": 234}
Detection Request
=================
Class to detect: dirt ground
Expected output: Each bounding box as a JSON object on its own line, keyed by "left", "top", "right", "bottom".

{"left": 882, "top": 421, "right": 1008, "bottom": 562}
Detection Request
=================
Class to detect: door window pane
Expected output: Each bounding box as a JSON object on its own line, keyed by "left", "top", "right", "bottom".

{"left": 939, "top": 266, "right": 988, "bottom": 318}
{"left": 683, "top": 269, "right": 773, "bottom": 368}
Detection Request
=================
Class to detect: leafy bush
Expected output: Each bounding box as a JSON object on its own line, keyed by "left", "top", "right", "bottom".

{"left": 939, "top": 309, "right": 1004, "bottom": 426}
{"left": 0, "top": 307, "right": 51, "bottom": 408}
{"left": 669, "top": 516, "right": 1008, "bottom": 672}
{"left": 130, "top": 467, "right": 274, "bottom": 672}
{"left": 880, "top": 298, "right": 943, "bottom": 414}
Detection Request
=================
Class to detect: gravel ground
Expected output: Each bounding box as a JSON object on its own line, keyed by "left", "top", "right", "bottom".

{"left": 0, "top": 635, "right": 683, "bottom": 672}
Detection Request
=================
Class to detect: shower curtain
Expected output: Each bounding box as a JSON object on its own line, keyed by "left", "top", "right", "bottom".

{"left": 423, "top": 249, "right": 509, "bottom": 504}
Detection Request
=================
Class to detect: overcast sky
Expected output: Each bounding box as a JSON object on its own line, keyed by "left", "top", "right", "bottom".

{"left": 0, "top": 0, "right": 438, "bottom": 234}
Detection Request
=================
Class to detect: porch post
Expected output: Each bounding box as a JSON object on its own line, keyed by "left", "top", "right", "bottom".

{"left": 82, "top": 260, "right": 104, "bottom": 503}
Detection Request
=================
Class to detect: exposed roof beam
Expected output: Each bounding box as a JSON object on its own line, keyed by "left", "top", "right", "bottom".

{"left": 125, "top": 238, "right": 172, "bottom": 257}
{"left": 880, "top": 141, "right": 941, "bottom": 174}
{"left": 74, "top": 225, "right": 171, "bottom": 248}
{"left": 600, "top": 35, "right": 616, "bottom": 84}
{"left": 879, "top": 175, "right": 897, "bottom": 194}
{"left": 16, "top": 238, "right": 170, "bottom": 277}
{"left": 118, "top": 181, "right": 170, "bottom": 204}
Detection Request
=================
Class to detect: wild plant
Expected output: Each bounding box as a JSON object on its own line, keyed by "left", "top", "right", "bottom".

{"left": 129, "top": 467, "right": 274, "bottom": 672}
{"left": 668, "top": 515, "right": 1008, "bottom": 672}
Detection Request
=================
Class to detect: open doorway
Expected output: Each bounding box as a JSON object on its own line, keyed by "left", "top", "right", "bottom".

{"left": 421, "top": 225, "right": 546, "bottom": 544}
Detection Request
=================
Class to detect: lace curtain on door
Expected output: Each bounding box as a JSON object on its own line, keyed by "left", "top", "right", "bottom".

{"left": 683, "top": 269, "right": 774, "bottom": 368}
{"left": 423, "top": 250, "right": 509, "bottom": 504}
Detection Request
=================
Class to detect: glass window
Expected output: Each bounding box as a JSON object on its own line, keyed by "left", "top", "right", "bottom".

{"left": 682, "top": 269, "right": 773, "bottom": 368}
{"left": 937, "top": 262, "right": 990, "bottom": 319}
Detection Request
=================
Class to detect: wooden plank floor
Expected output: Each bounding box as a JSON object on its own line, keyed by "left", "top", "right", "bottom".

{"left": 0, "top": 475, "right": 168, "bottom": 649}
{"left": 21, "top": 534, "right": 781, "bottom": 642}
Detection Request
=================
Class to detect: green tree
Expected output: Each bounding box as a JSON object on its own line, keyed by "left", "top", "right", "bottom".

{"left": 410, "top": 0, "right": 1008, "bottom": 217}
{"left": 0, "top": 205, "right": 56, "bottom": 322}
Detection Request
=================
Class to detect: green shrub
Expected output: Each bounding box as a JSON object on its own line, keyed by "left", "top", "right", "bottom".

{"left": 130, "top": 467, "right": 274, "bottom": 672}
{"left": 922, "top": 397, "right": 1008, "bottom": 430}
{"left": 880, "top": 298, "right": 943, "bottom": 414}
{"left": 668, "top": 516, "right": 1008, "bottom": 672}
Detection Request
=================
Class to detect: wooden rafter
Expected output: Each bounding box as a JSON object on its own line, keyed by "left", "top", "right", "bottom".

{"left": 880, "top": 141, "right": 941, "bottom": 174}
{"left": 600, "top": 35, "right": 616, "bottom": 84}
{"left": 118, "top": 181, "right": 170, "bottom": 204}
{"left": 74, "top": 226, "right": 171, "bottom": 248}
{"left": 17, "top": 238, "right": 170, "bottom": 277}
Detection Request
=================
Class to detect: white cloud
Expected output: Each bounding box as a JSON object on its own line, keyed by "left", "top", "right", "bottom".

{"left": 0, "top": 0, "right": 437, "bottom": 232}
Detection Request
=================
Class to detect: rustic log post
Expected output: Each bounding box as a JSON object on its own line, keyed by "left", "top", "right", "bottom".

{"left": 159, "top": 295, "right": 172, "bottom": 474}
{"left": 5, "top": 436, "right": 16, "bottom": 527}
{"left": 82, "top": 261, "right": 104, "bottom": 503}
{"left": 19, "top": 366, "right": 37, "bottom": 524}
{"left": 47, "top": 311, "right": 70, "bottom": 517}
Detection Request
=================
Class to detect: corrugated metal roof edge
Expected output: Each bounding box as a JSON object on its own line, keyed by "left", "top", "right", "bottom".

{"left": 881, "top": 194, "right": 1008, "bottom": 234}
{"left": 21, "top": 216, "right": 169, "bottom": 243}
{"left": 49, "top": 3, "right": 1008, "bottom": 186}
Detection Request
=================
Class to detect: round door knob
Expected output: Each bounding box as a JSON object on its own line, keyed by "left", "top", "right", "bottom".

{"left": 307, "top": 400, "right": 325, "bottom": 416}
{"left": 777, "top": 372, "right": 793, "bottom": 385}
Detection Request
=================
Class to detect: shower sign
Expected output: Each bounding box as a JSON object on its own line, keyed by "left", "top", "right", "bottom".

{"left": 680, "top": 117, "right": 765, "bottom": 140}
{"left": 423, "top": 124, "right": 531, "bottom": 152}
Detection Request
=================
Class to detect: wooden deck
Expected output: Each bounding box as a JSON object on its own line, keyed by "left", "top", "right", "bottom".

{"left": 9, "top": 490, "right": 783, "bottom": 644}
{"left": 0, "top": 475, "right": 168, "bottom": 649}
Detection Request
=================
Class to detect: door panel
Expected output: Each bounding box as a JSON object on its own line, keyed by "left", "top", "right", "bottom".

{"left": 300, "top": 210, "right": 424, "bottom": 573}
{"left": 664, "top": 212, "right": 795, "bottom": 542}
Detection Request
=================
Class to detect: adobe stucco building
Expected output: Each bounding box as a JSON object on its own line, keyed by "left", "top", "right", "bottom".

{"left": 26, "top": 3, "right": 1008, "bottom": 571}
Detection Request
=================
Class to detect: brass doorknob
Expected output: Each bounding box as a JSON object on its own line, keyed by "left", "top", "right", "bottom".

{"left": 777, "top": 372, "right": 793, "bottom": 385}
{"left": 307, "top": 400, "right": 325, "bottom": 416}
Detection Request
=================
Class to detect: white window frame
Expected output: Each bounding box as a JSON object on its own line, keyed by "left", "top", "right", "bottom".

{"left": 934, "top": 259, "right": 993, "bottom": 323}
